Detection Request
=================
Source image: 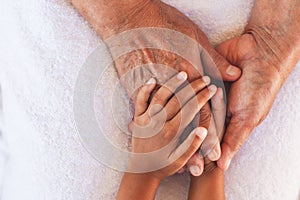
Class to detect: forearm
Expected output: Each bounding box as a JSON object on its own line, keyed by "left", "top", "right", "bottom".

{"left": 116, "top": 173, "right": 161, "bottom": 200}
{"left": 245, "top": 0, "right": 300, "bottom": 78}
{"left": 71, "top": 0, "right": 150, "bottom": 39}
{"left": 188, "top": 165, "right": 225, "bottom": 200}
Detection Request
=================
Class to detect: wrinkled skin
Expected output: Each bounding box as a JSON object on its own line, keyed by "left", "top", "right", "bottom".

{"left": 71, "top": 0, "right": 300, "bottom": 174}
{"left": 216, "top": 0, "right": 300, "bottom": 168}
{"left": 71, "top": 0, "right": 242, "bottom": 175}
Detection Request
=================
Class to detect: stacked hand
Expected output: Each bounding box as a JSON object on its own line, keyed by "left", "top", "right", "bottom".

{"left": 129, "top": 72, "right": 218, "bottom": 178}
{"left": 71, "top": 1, "right": 300, "bottom": 198}
{"left": 117, "top": 72, "right": 226, "bottom": 200}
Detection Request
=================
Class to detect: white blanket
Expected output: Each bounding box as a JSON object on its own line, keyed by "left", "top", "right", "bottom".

{"left": 0, "top": 0, "right": 299, "bottom": 199}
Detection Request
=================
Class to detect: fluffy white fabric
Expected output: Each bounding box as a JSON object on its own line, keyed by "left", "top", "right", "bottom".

{"left": 0, "top": 0, "right": 299, "bottom": 199}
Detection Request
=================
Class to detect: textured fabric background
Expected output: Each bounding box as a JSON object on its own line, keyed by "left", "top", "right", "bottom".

{"left": 0, "top": 0, "right": 299, "bottom": 199}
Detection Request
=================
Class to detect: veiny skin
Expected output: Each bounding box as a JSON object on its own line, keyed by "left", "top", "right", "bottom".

{"left": 216, "top": 0, "right": 300, "bottom": 170}
{"left": 71, "top": 0, "right": 300, "bottom": 174}
{"left": 71, "top": 0, "right": 242, "bottom": 176}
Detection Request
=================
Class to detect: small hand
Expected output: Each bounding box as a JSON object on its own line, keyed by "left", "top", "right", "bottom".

{"left": 129, "top": 72, "right": 217, "bottom": 180}
{"left": 179, "top": 88, "right": 226, "bottom": 176}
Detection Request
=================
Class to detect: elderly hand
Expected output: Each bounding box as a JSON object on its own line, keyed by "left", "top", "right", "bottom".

{"left": 71, "top": 0, "right": 242, "bottom": 173}
{"left": 216, "top": 0, "right": 300, "bottom": 170}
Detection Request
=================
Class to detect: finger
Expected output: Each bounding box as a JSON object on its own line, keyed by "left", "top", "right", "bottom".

{"left": 148, "top": 71, "right": 187, "bottom": 115}
{"left": 217, "top": 116, "right": 254, "bottom": 171}
{"left": 198, "top": 103, "right": 212, "bottom": 130}
{"left": 169, "top": 127, "right": 207, "bottom": 168}
{"left": 186, "top": 151, "right": 205, "bottom": 177}
{"left": 134, "top": 78, "right": 156, "bottom": 116}
{"left": 200, "top": 115, "right": 221, "bottom": 161}
{"left": 211, "top": 88, "right": 226, "bottom": 139}
{"left": 215, "top": 37, "right": 240, "bottom": 66}
{"left": 201, "top": 46, "right": 241, "bottom": 82}
{"left": 169, "top": 85, "right": 217, "bottom": 135}
{"left": 161, "top": 76, "right": 211, "bottom": 120}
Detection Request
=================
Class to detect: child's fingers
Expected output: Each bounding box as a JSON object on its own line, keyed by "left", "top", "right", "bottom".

{"left": 211, "top": 88, "right": 226, "bottom": 140}
{"left": 160, "top": 76, "right": 211, "bottom": 120}
{"left": 186, "top": 151, "right": 205, "bottom": 176}
{"left": 168, "top": 85, "right": 217, "bottom": 135}
{"left": 169, "top": 127, "right": 207, "bottom": 169}
{"left": 200, "top": 88, "right": 225, "bottom": 162}
{"left": 134, "top": 78, "right": 156, "bottom": 117}
{"left": 148, "top": 71, "right": 187, "bottom": 115}
{"left": 201, "top": 117, "right": 221, "bottom": 161}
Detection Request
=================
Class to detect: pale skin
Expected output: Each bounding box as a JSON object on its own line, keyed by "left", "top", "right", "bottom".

{"left": 71, "top": 0, "right": 242, "bottom": 176}
{"left": 116, "top": 73, "right": 226, "bottom": 200}
{"left": 70, "top": 2, "right": 300, "bottom": 199}
{"left": 71, "top": 0, "right": 300, "bottom": 173}
{"left": 216, "top": 0, "right": 300, "bottom": 170}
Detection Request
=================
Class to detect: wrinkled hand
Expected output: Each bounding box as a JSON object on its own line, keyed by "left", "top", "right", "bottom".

{"left": 71, "top": 0, "right": 241, "bottom": 172}
{"left": 216, "top": 30, "right": 300, "bottom": 170}
{"left": 129, "top": 72, "right": 217, "bottom": 180}
{"left": 105, "top": 0, "right": 241, "bottom": 168}
{"left": 214, "top": 0, "right": 300, "bottom": 171}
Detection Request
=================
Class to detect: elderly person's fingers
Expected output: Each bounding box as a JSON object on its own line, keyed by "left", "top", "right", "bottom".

{"left": 211, "top": 88, "right": 226, "bottom": 140}
{"left": 217, "top": 119, "right": 254, "bottom": 171}
{"left": 200, "top": 44, "right": 242, "bottom": 81}
{"left": 200, "top": 116, "right": 221, "bottom": 161}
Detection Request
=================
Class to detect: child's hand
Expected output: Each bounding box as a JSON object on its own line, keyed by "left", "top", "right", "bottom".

{"left": 184, "top": 88, "right": 226, "bottom": 176}
{"left": 128, "top": 71, "right": 217, "bottom": 180}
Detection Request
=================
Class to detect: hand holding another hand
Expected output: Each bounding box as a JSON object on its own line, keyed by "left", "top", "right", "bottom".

{"left": 129, "top": 72, "right": 217, "bottom": 179}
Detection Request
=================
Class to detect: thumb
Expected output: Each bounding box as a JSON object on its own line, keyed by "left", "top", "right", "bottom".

{"left": 217, "top": 116, "right": 255, "bottom": 170}
{"left": 201, "top": 45, "right": 241, "bottom": 81}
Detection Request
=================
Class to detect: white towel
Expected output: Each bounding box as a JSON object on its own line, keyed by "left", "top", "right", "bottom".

{"left": 0, "top": 0, "right": 299, "bottom": 199}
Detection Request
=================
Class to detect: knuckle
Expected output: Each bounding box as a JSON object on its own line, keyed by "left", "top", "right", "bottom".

{"left": 226, "top": 140, "right": 242, "bottom": 154}
{"left": 196, "top": 90, "right": 211, "bottom": 106}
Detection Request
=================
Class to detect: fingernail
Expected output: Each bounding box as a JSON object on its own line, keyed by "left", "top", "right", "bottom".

{"left": 208, "top": 85, "right": 217, "bottom": 95}
{"left": 195, "top": 127, "right": 207, "bottom": 139}
{"left": 189, "top": 165, "right": 201, "bottom": 176}
{"left": 225, "top": 159, "right": 232, "bottom": 170}
{"left": 207, "top": 147, "right": 221, "bottom": 161}
{"left": 177, "top": 71, "right": 187, "bottom": 80}
{"left": 226, "top": 65, "right": 240, "bottom": 76}
{"left": 146, "top": 78, "right": 156, "bottom": 85}
{"left": 202, "top": 76, "right": 210, "bottom": 84}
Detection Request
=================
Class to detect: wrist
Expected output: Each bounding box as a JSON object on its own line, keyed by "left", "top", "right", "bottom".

{"left": 117, "top": 172, "right": 161, "bottom": 199}
{"left": 244, "top": 0, "right": 300, "bottom": 78}
{"left": 189, "top": 166, "right": 225, "bottom": 200}
{"left": 240, "top": 30, "right": 296, "bottom": 81}
{"left": 125, "top": 172, "right": 161, "bottom": 185}
{"left": 71, "top": 0, "right": 153, "bottom": 38}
